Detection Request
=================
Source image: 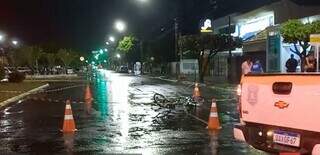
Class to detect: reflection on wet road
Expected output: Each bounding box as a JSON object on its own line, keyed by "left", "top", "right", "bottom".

{"left": 0, "top": 70, "right": 268, "bottom": 155}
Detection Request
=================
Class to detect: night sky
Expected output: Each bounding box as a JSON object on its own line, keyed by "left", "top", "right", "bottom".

{"left": 0, "top": 0, "right": 318, "bottom": 52}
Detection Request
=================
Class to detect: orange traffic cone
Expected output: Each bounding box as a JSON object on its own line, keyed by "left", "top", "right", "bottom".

{"left": 193, "top": 83, "right": 201, "bottom": 99}
{"left": 84, "top": 85, "right": 93, "bottom": 114}
{"left": 207, "top": 98, "right": 221, "bottom": 130}
{"left": 85, "top": 85, "right": 93, "bottom": 103}
{"left": 62, "top": 100, "right": 77, "bottom": 133}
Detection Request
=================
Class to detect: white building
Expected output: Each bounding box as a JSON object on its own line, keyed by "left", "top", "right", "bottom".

{"left": 210, "top": 0, "right": 320, "bottom": 79}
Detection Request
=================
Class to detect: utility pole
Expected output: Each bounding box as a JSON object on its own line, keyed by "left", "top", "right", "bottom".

{"left": 140, "top": 39, "right": 143, "bottom": 62}
{"left": 228, "top": 16, "right": 232, "bottom": 82}
{"left": 174, "top": 18, "right": 179, "bottom": 61}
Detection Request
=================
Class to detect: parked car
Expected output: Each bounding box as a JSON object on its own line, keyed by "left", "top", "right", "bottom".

{"left": 67, "top": 68, "right": 74, "bottom": 74}
{"left": 118, "top": 66, "right": 128, "bottom": 73}
{"left": 17, "top": 67, "right": 32, "bottom": 75}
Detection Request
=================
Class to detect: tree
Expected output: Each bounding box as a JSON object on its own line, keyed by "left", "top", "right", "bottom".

{"left": 117, "top": 36, "right": 137, "bottom": 54}
{"left": 44, "top": 53, "right": 57, "bottom": 68}
{"left": 179, "top": 34, "right": 241, "bottom": 82}
{"left": 30, "top": 46, "right": 43, "bottom": 71}
{"left": 57, "top": 49, "right": 77, "bottom": 73}
{"left": 13, "top": 46, "right": 43, "bottom": 71}
{"left": 116, "top": 36, "right": 140, "bottom": 65}
{"left": 280, "top": 20, "right": 320, "bottom": 71}
{"left": 13, "top": 46, "right": 30, "bottom": 67}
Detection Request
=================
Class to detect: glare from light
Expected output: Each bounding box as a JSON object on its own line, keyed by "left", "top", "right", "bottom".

{"left": 137, "top": 0, "right": 148, "bottom": 3}
{"left": 99, "top": 49, "right": 104, "bottom": 54}
{"left": 80, "top": 56, "right": 85, "bottom": 62}
{"left": 116, "top": 54, "right": 121, "bottom": 59}
{"left": 258, "top": 131, "right": 263, "bottom": 136}
{"left": 267, "top": 131, "right": 273, "bottom": 137}
{"left": 104, "top": 48, "right": 108, "bottom": 52}
{"left": 0, "top": 35, "right": 4, "bottom": 42}
{"left": 12, "top": 40, "right": 18, "bottom": 45}
{"left": 115, "top": 20, "right": 126, "bottom": 32}
{"left": 106, "top": 41, "right": 110, "bottom": 45}
{"left": 109, "top": 36, "right": 115, "bottom": 42}
{"left": 236, "top": 84, "right": 242, "bottom": 96}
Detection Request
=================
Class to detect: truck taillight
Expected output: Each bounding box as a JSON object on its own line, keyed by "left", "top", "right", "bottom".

{"left": 236, "top": 84, "right": 242, "bottom": 118}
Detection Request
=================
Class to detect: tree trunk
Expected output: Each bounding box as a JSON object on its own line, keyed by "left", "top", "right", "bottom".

{"left": 201, "top": 56, "right": 210, "bottom": 83}
{"left": 198, "top": 53, "right": 204, "bottom": 83}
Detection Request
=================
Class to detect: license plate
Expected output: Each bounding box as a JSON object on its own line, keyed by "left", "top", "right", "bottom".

{"left": 273, "top": 130, "right": 300, "bottom": 147}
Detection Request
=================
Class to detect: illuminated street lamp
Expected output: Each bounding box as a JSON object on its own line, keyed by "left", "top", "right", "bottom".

{"left": 80, "top": 56, "right": 85, "bottom": 62}
{"left": 0, "top": 35, "right": 4, "bottom": 42}
{"left": 12, "top": 40, "right": 18, "bottom": 46}
{"left": 114, "top": 20, "right": 126, "bottom": 32}
{"left": 116, "top": 53, "right": 121, "bottom": 59}
{"left": 99, "top": 49, "right": 104, "bottom": 54}
{"left": 109, "top": 36, "right": 115, "bottom": 42}
{"left": 137, "top": 0, "right": 148, "bottom": 3}
{"left": 106, "top": 41, "right": 110, "bottom": 45}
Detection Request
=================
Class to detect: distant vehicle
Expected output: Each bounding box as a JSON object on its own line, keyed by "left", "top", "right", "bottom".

{"left": 67, "top": 68, "right": 74, "bottom": 74}
{"left": 4, "top": 67, "right": 13, "bottom": 75}
{"left": 17, "top": 67, "right": 32, "bottom": 75}
{"left": 1, "top": 67, "right": 12, "bottom": 81}
{"left": 118, "top": 66, "right": 128, "bottom": 73}
{"left": 234, "top": 73, "right": 320, "bottom": 154}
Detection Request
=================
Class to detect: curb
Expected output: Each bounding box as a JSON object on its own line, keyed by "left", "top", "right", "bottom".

{"left": 150, "top": 76, "right": 235, "bottom": 91}
{"left": 24, "top": 79, "right": 86, "bottom": 82}
{"left": 0, "top": 83, "right": 50, "bottom": 108}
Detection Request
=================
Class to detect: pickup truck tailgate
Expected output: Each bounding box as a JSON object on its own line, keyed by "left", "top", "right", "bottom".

{"left": 241, "top": 74, "right": 320, "bottom": 132}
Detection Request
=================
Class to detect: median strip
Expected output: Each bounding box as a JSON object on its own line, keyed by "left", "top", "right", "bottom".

{"left": 0, "top": 82, "right": 49, "bottom": 108}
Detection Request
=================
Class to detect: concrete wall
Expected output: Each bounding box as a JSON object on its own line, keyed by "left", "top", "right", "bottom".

{"left": 180, "top": 59, "right": 199, "bottom": 75}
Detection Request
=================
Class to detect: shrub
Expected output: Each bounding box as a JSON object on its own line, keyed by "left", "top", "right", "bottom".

{"left": 0, "top": 66, "right": 5, "bottom": 80}
{"left": 8, "top": 71, "right": 25, "bottom": 83}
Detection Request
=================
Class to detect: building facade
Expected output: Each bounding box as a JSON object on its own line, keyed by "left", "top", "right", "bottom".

{"left": 210, "top": 0, "right": 320, "bottom": 81}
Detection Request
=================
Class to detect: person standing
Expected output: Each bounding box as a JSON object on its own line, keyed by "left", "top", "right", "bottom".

{"left": 241, "top": 57, "right": 252, "bottom": 75}
{"left": 305, "top": 53, "right": 316, "bottom": 72}
{"left": 285, "top": 54, "right": 298, "bottom": 72}
{"left": 251, "top": 59, "right": 264, "bottom": 73}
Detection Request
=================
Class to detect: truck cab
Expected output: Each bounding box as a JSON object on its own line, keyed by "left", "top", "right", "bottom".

{"left": 234, "top": 42, "right": 320, "bottom": 154}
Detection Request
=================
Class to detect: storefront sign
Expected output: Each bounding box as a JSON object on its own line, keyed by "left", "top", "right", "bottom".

{"left": 200, "top": 19, "right": 213, "bottom": 33}
{"left": 310, "top": 34, "right": 320, "bottom": 45}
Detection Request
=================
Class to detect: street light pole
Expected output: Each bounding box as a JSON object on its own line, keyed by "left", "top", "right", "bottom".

{"left": 174, "top": 18, "right": 179, "bottom": 61}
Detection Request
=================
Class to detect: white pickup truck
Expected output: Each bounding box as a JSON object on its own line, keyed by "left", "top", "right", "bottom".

{"left": 234, "top": 73, "right": 320, "bottom": 154}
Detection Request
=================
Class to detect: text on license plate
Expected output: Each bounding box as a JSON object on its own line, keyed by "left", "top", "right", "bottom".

{"left": 273, "top": 130, "right": 300, "bottom": 147}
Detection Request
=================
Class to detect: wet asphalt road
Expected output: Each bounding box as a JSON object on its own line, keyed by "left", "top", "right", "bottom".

{"left": 0, "top": 70, "right": 269, "bottom": 155}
